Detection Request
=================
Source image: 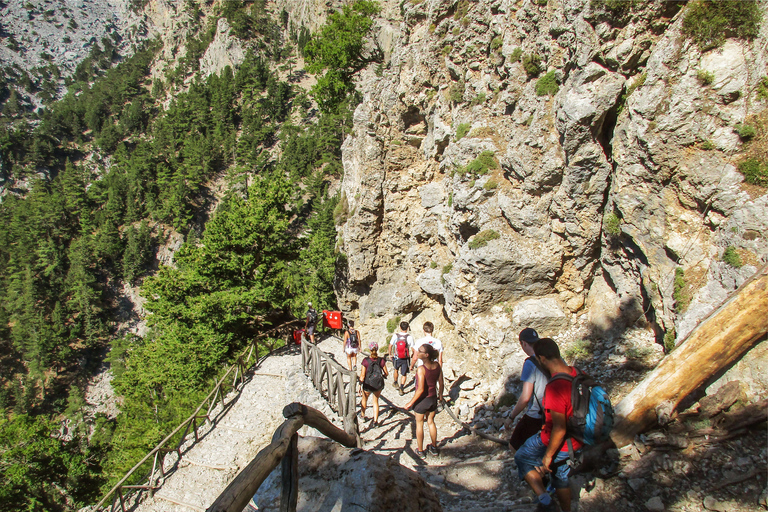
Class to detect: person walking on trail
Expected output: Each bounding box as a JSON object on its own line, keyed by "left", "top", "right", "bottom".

{"left": 343, "top": 320, "right": 361, "bottom": 370}
{"left": 411, "top": 321, "right": 443, "bottom": 370}
{"left": 404, "top": 344, "right": 444, "bottom": 459}
{"left": 359, "top": 342, "right": 388, "bottom": 427}
{"left": 388, "top": 321, "right": 415, "bottom": 396}
{"left": 514, "top": 337, "right": 582, "bottom": 512}
{"left": 508, "top": 328, "right": 549, "bottom": 451}
{"left": 305, "top": 303, "right": 318, "bottom": 343}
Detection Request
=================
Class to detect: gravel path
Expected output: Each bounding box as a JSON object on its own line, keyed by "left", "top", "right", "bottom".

{"left": 123, "top": 335, "right": 533, "bottom": 512}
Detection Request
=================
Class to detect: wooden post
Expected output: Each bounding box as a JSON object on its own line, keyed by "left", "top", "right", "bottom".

{"left": 611, "top": 264, "right": 768, "bottom": 447}
{"left": 280, "top": 433, "right": 299, "bottom": 512}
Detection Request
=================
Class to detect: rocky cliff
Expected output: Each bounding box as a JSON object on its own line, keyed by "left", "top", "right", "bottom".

{"left": 334, "top": 0, "right": 768, "bottom": 400}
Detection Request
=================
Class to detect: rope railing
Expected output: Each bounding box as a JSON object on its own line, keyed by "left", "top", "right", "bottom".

{"left": 207, "top": 402, "right": 358, "bottom": 512}
{"left": 300, "top": 336, "right": 361, "bottom": 446}
{"left": 93, "top": 319, "right": 303, "bottom": 512}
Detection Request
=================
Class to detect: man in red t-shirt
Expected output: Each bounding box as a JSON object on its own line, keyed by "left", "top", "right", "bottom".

{"left": 513, "top": 338, "right": 580, "bottom": 512}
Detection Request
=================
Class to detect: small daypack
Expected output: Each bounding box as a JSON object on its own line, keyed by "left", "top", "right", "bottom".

{"left": 395, "top": 333, "right": 409, "bottom": 359}
{"left": 549, "top": 369, "right": 614, "bottom": 453}
{"left": 347, "top": 329, "right": 359, "bottom": 348}
{"left": 307, "top": 308, "right": 318, "bottom": 325}
{"left": 365, "top": 358, "right": 384, "bottom": 390}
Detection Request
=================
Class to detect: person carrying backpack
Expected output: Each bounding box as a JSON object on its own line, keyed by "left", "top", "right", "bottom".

{"left": 514, "top": 337, "right": 580, "bottom": 512}
{"left": 404, "top": 343, "right": 444, "bottom": 459}
{"left": 508, "top": 328, "right": 549, "bottom": 451}
{"left": 343, "top": 320, "right": 361, "bottom": 370}
{"left": 305, "top": 303, "right": 318, "bottom": 343}
{"left": 388, "top": 321, "right": 414, "bottom": 396}
{"left": 359, "top": 342, "right": 388, "bottom": 427}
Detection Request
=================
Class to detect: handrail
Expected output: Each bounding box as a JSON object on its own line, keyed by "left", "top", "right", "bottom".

{"left": 300, "top": 336, "right": 360, "bottom": 446}
{"left": 207, "top": 402, "right": 357, "bottom": 512}
{"left": 93, "top": 319, "right": 303, "bottom": 512}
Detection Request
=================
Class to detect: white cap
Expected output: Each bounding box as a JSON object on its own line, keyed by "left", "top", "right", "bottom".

{"left": 307, "top": 302, "right": 312, "bottom": 306}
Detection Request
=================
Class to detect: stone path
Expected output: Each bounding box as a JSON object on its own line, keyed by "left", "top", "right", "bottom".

{"left": 123, "top": 335, "right": 535, "bottom": 512}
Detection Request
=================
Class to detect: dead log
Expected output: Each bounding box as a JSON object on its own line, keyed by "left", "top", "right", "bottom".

{"left": 611, "top": 264, "right": 768, "bottom": 447}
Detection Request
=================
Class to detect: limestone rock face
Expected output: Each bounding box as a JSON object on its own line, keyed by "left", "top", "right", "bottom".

{"left": 255, "top": 437, "right": 442, "bottom": 512}
{"left": 335, "top": 0, "right": 768, "bottom": 388}
{"left": 199, "top": 19, "right": 245, "bottom": 78}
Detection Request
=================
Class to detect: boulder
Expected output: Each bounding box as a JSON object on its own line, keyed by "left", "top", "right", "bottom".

{"left": 255, "top": 437, "right": 442, "bottom": 512}
{"left": 512, "top": 297, "right": 567, "bottom": 334}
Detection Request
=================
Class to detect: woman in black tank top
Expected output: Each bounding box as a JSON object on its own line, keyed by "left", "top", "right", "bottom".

{"left": 404, "top": 344, "right": 444, "bottom": 458}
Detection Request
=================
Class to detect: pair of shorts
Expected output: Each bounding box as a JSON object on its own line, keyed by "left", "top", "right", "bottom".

{"left": 362, "top": 383, "right": 383, "bottom": 394}
{"left": 345, "top": 345, "right": 359, "bottom": 355}
{"left": 508, "top": 414, "right": 544, "bottom": 450}
{"left": 307, "top": 325, "right": 316, "bottom": 336}
{"left": 514, "top": 434, "right": 572, "bottom": 489}
{"left": 413, "top": 394, "right": 437, "bottom": 414}
{"left": 393, "top": 357, "right": 410, "bottom": 376}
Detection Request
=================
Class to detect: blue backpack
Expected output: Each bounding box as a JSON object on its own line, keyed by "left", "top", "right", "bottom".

{"left": 550, "top": 369, "right": 614, "bottom": 460}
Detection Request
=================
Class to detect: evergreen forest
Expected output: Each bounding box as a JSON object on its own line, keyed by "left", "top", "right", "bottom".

{"left": 0, "top": 1, "right": 380, "bottom": 509}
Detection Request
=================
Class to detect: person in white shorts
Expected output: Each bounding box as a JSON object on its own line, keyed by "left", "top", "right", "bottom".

{"left": 343, "top": 320, "right": 361, "bottom": 370}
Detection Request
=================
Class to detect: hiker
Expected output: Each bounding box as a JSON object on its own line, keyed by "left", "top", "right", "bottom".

{"left": 508, "top": 328, "right": 549, "bottom": 451}
{"left": 514, "top": 337, "right": 582, "bottom": 512}
{"left": 305, "top": 303, "right": 318, "bottom": 343}
{"left": 411, "top": 321, "right": 443, "bottom": 369}
{"left": 404, "top": 343, "right": 444, "bottom": 458}
{"left": 388, "top": 321, "right": 415, "bottom": 396}
{"left": 343, "top": 320, "right": 361, "bottom": 370}
{"left": 359, "top": 342, "right": 388, "bottom": 427}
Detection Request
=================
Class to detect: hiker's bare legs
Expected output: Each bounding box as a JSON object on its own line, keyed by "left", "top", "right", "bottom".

{"left": 426, "top": 410, "right": 437, "bottom": 447}
{"left": 414, "top": 412, "right": 425, "bottom": 452}
{"left": 556, "top": 487, "right": 572, "bottom": 511}
{"left": 523, "top": 470, "right": 546, "bottom": 496}
{"left": 372, "top": 391, "right": 380, "bottom": 423}
{"left": 360, "top": 390, "right": 369, "bottom": 419}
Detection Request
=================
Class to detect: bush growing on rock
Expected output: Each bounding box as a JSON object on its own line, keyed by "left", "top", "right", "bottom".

{"left": 604, "top": 212, "right": 621, "bottom": 235}
{"left": 682, "top": 0, "right": 762, "bottom": 50}
{"left": 464, "top": 150, "right": 498, "bottom": 176}
{"left": 535, "top": 71, "right": 559, "bottom": 96}
{"left": 510, "top": 48, "right": 522, "bottom": 62}
{"left": 696, "top": 69, "right": 714, "bottom": 86}
{"left": 522, "top": 53, "right": 542, "bottom": 77}
{"left": 738, "top": 158, "right": 768, "bottom": 186}
{"left": 736, "top": 123, "right": 756, "bottom": 141}
{"left": 468, "top": 229, "right": 500, "bottom": 249}
{"left": 456, "top": 122, "right": 470, "bottom": 140}
{"left": 491, "top": 36, "right": 503, "bottom": 52}
{"left": 673, "top": 267, "right": 690, "bottom": 312}
{"left": 721, "top": 246, "right": 743, "bottom": 268}
{"left": 758, "top": 77, "right": 768, "bottom": 101}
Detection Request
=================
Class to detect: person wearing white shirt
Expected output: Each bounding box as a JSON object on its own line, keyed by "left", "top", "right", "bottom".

{"left": 411, "top": 321, "right": 443, "bottom": 370}
{"left": 388, "top": 321, "right": 414, "bottom": 396}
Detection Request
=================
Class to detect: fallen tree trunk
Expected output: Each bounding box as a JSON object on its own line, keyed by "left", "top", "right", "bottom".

{"left": 611, "top": 264, "right": 768, "bottom": 447}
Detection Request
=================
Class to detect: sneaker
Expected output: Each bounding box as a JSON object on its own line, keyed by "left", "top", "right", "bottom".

{"left": 427, "top": 444, "right": 439, "bottom": 455}
{"left": 399, "top": 386, "right": 404, "bottom": 396}
{"left": 392, "top": 379, "right": 399, "bottom": 389}
{"left": 415, "top": 449, "right": 426, "bottom": 459}
{"left": 534, "top": 500, "right": 558, "bottom": 512}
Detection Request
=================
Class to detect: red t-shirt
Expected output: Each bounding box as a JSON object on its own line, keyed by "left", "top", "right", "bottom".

{"left": 540, "top": 367, "right": 583, "bottom": 452}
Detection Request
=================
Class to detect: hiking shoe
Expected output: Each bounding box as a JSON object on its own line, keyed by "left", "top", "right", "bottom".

{"left": 392, "top": 379, "right": 399, "bottom": 389}
{"left": 399, "top": 386, "right": 404, "bottom": 396}
{"left": 534, "top": 500, "right": 558, "bottom": 512}
{"left": 415, "top": 449, "right": 426, "bottom": 459}
{"left": 427, "top": 444, "right": 439, "bottom": 455}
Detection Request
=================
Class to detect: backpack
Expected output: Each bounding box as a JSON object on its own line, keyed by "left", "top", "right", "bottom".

{"left": 364, "top": 358, "right": 384, "bottom": 391}
{"left": 347, "top": 329, "right": 359, "bottom": 348}
{"left": 307, "top": 308, "right": 317, "bottom": 325}
{"left": 549, "top": 369, "right": 614, "bottom": 450}
{"left": 395, "top": 333, "right": 409, "bottom": 359}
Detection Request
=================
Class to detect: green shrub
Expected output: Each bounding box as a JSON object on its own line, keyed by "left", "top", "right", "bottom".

{"left": 535, "top": 71, "right": 559, "bottom": 96}
{"left": 496, "top": 392, "right": 517, "bottom": 410}
{"left": 721, "top": 246, "right": 743, "bottom": 268}
{"left": 442, "top": 263, "right": 453, "bottom": 274}
{"left": 448, "top": 83, "right": 463, "bottom": 103}
{"left": 465, "top": 150, "right": 498, "bottom": 176}
{"left": 701, "top": 140, "right": 715, "bottom": 150}
{"left": 696, "top": 69, "right": 715, "bottom": 86}
{"left": 333, "top": 193, "right": 350, "bottom": 225}
{"left": 522, "top": 54, "right": 542, "bottom": 77}
{"left": 591, "top": 0, "right": 638, "bottom": 15}
{"left": 430, "top": 261, "right": 438, "bottom": 269}
{"left": 456, "top": 122, "right": 471, "bottom": 141}
{"left": 483, "top": 179, "right": 499, "bottom": 190}
{"left": 682, "top": 0, "right": 762, "bottom": 50}
{"left": 386, "top": 316, "right": 402, "bottom": 333}
{"left": 491, "top": 36, "right": 503, "bottom": 51}
{"left": 758, "top": 76, "right": 768, "bottom": 101}
{"left": 604, "top": 212, "right": 621, "bottom": 235}
{"left": 448, "top": 191, "right": 453, "bottom": 207}
{"left": 442, "top": 44, "right": 452, "bottom": 56}
{"left": 470, "top": 92, "right": 486, "bottom": 106}
{"left": 673, "top": 267, "right": 690, "bottom": 312}
{"left": 738, "top": 158, "right": 768, "bottom": 186}
{"left": 452, "top": 26, "right": 460, "bottom": 36}
{"left": 468, "top": 229, "right": 500, "bottom": 249}
{"left": 510, "top": 47, "right": 522, "bottom": 62}
{"left": 429, "top": 23, "right": 436, "bottom": 33}
{"left": 736, "top": 123, "right": 756, "bottom": 140}
{"left": 564, "top": 339, "right": 592, "bottom": 363}
{"left": 663, "top": 329, "right": 676, "bottom": 353}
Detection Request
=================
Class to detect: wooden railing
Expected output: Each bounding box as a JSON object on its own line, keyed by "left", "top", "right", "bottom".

{"left": 93, "top": 320, "right": 302, "bottom": 512}
{"left": 207, "top": 402, "right": 358, "bottom": 512}
{"left": 300, "top": 337, "right": 360, "bottom": 446}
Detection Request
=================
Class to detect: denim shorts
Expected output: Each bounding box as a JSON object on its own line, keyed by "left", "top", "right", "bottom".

{"left": 514, "top": 433, "right": 572, "bottom": 489}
